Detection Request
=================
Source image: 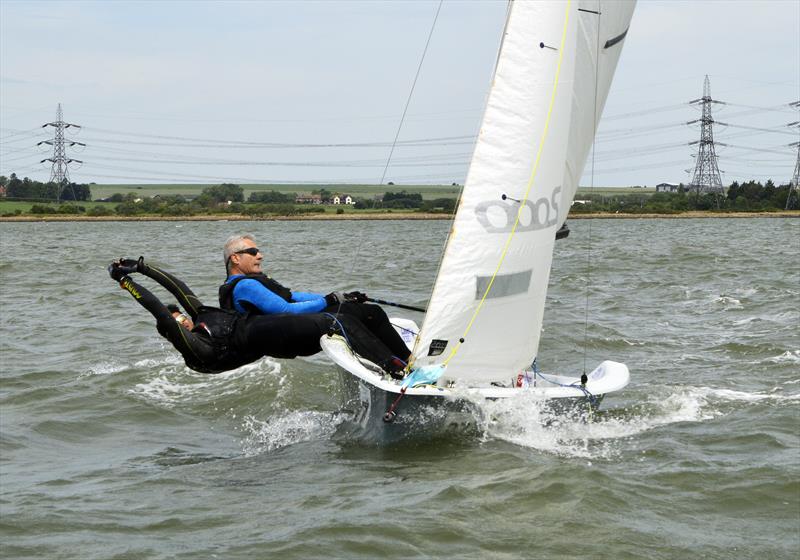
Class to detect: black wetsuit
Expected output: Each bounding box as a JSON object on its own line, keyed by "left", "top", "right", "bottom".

{"left": 118, "top": 264, "right": 403, "bottom": 374}
{"left": 219, "top": 274, "right": 411, "bottom": 361}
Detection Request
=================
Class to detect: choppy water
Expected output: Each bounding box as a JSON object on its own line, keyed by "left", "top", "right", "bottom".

{"left": 1, "top": 218, "right": 798, "bottom": 559}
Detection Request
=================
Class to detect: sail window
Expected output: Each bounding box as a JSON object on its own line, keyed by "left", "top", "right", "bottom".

{"left": 428, "top": 339, "right": 448, "bottom": 357}
{"left": 475, "top": 269, "right": 532, "bottom": 299}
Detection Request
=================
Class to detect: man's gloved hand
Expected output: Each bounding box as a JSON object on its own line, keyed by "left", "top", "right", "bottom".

{"left": 108, "top": 256, "right": 143, "bottom": 282}
{"left": 118, "top": 256, "right": 146, "bottom": 273}
{"left": 344, "top": 291, "right": 368, "bottom": 304}
{"left": 324, "top": 292, "right": 345, "bottom": 307}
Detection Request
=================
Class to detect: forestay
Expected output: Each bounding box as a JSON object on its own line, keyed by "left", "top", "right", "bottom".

{"left": 411, "top": 0, "right": 635, "bottom": 385}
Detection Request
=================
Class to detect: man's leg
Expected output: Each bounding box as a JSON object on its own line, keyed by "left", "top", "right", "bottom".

{"left": 117, "top": 275, "right": 214, "bottom": 366}
{"left": 324, "top": 302, "right": 410, "bottom": 360}
{"left": 239, "top": 313, "right": 403, "bottom": 375}
{"left": 239, "top": 314, "right": 331, "bottom": 360}
{"left": 139, "top": 263, "right": 204, "bottom": 320}
{"left": 324, "top": 313, "right": 405, "bottom": 375}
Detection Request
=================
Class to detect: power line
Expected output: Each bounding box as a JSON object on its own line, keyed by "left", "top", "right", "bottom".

{"left": 82, "top": 127, "right": 476, "bottom": 148}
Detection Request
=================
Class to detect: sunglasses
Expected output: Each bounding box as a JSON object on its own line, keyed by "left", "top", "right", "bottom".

{"left": 174, "top": 313, "right": 189, "bottom": 325}
{"left": 234, "top": 247, "right": 261, "bottom": 257}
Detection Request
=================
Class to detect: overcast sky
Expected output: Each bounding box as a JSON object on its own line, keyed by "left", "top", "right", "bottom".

{"left": 1, "top": 0, "right": 798, "bottom": 188}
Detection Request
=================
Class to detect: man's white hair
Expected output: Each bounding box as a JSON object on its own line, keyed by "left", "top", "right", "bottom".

{"left": 223, "top": 234, "right": 256, "bottom": 270}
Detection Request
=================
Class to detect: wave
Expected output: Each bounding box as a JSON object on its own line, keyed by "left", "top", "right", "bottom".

{"left": 713, "top": 295, "right": 743, "bottom": 308}
{"left": 240, "top": 410, "right": 342, "bottom": 455}
{"left": 475, "top": 383, "right": 798, "bottom": 460}
{"left": 128, "top": 357, "right": 282, "bottom": 407}
{"left": 766, "top": 350, "right": 800, "bottom": 365}
{"left": 731, "top": 316, "right": 763, "bottom": 326}
{"left": 687, "top": 385, "right": 800, "bottom": 403}
{"left": 81, "top": 361, "right": 130, "bottom": 377}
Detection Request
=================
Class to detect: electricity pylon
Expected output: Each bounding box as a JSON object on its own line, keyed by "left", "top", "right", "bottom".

{"left": 788, "top": 141, "right": 799, "bottom": 210}
{"left": 38, "top": 103, "right": 84, "bottom": 201}
{"left": 688, "top": 76, "right": 725, "bottom": 201}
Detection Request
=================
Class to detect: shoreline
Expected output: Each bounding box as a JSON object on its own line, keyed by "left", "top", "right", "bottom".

{"left": 1, "top": 210, "right": 798, "bottom": 222}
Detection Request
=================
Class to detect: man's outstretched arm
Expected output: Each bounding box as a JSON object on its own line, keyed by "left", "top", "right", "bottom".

{"left": 233, "top": 279, "right": 328, "bottom": 315}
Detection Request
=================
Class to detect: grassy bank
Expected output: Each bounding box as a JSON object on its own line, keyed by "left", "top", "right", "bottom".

{"left": 87, "top": 183, "right": 464, "bottom": 201}
{"left": 84, "top": 183, "right": 652, "bottom": 200}
{"left": 2, "top": 210, "right": 798, "bottom": 222}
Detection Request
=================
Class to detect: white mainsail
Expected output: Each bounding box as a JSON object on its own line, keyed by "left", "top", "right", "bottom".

{"left": 560, "top": 0, "right": 636, "bottom": 217}
{"left": 411, "top": 0, "right": 635, "bottom": 384}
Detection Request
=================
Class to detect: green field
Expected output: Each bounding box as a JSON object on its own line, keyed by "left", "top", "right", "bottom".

{"left": 86, "top": 182, "right": 654, "bottom": 199}
{"left": 88, "top": 183, "right": 463, "bottom": 201}
{"left": 0, "top": 184, "right": 658, "bottom": 216}
{"left": 0, "top": 199, "right": 429, "bottom": 216}
{"left": 577, "top": 186, "right": 656, "bottom": 195}
{"left": 0, "top": 200, "right": 116, "bottom": 214}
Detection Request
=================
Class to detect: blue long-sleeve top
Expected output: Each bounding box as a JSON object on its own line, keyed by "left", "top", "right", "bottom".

{"left": 227, "top": 275, "right": 327, "bottom": 315}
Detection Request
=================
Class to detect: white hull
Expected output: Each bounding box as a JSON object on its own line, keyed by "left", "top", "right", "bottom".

{"left": 321, "top": 321, "right": 630, "bottom": 443}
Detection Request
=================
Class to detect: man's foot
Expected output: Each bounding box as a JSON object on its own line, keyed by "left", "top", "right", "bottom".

{"left": 382, "top": 357, "right": 407, "bottom": 380}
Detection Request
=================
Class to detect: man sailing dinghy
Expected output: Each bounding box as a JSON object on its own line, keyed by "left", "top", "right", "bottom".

{"left": 322, "top": 0, "right": 636, "bottom": 439}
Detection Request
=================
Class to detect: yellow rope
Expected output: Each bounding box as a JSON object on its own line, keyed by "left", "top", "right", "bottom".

{"left": 441, "top": 0, "right": 572, "bottom": 367}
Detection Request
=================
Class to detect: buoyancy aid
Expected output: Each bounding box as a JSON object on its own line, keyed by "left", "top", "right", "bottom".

{"left": 195, "top": 305, "right": 240, "bottom": 340}
{"left": 218, "top": 274, "right": 293, "bottom": 312}
{"left": 190, "top": 305, "right": 245, "bottom": 372}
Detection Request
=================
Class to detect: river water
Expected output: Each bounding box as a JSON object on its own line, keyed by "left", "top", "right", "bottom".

{"left": 1, "top": 218, "right": 798, "bottom": 559}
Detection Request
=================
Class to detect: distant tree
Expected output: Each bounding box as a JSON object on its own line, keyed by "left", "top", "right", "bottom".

{"left": 5, "top": 175, "right": 60, "bottom": 200}
{"left": 87, "top": 206, "right": 114, "bottom": 216}
{"left": 726, "top": 181, "right": 740, "bottom": 201}
{"left": 739, "top": 180, "right": 763, "bottom": 201}
{"left": 198, "top": 183, "right": 244, "bottom": 206}
{"left": 248, "top": 190, "right": 293, "bottom": 203}
{"left": 384, "top": 191, "right": 422, "bottom": 203}
{"left": 734, "top": 196, "right": 750, "bottom": 211}
{"left": 420, "top": 198, "right": 456, "bottom": 212}
{"left": 762, "top": 179, "right": 776, "bottom": 201}
{"left": 691, "top": 192, "right": 723, "bottom": 211}
{"left": 5, "top": 174, "right": 23, "bottom": 198}
{"left": 59, "top": 182, "right": 91, "bottom": 201}
{"left": 30, "top": 204, "right": 57, "bottom": 214}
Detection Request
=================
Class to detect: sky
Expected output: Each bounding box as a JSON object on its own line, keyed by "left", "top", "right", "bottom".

{"left": 1, "top": 0, "right": 798, "bottom": 188}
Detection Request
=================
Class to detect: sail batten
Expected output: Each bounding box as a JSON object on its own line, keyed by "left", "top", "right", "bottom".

{"left": 412, "top": 0, "right": 635, "bottom": 385}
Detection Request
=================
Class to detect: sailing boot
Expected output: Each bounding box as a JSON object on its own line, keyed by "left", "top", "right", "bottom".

{"left": 381, "top": 357, "right": 407, "bottom": 380}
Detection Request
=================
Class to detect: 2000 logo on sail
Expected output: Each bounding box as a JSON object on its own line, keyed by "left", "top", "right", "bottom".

{"left": 475, "top": 186, "right": 561, "bottom": 233}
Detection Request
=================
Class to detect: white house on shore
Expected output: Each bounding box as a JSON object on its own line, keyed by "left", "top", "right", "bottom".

{"left": 332, "top": 194, "right": 354, "bottom": 205}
